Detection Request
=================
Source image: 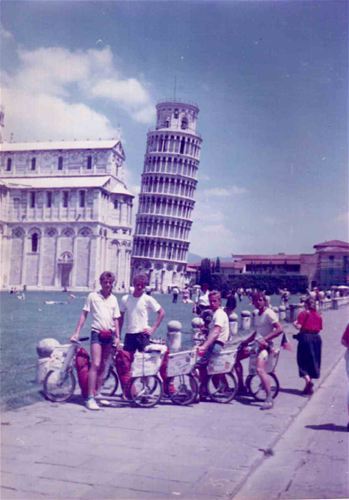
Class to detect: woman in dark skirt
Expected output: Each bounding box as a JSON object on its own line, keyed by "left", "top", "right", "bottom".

{"left": 293, "top": 297, "right": 323, "bottom": 395}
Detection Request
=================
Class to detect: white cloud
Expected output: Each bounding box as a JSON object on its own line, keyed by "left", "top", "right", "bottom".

{"left": 201, "top": 185, "right": 248, "bottom": 197}
{"left": 91, "top": 78, "right": 149, "bottom": 106}
{"left": 1, "top": 87, "right": 116, "bottom": 142}
{"left": 1, "top": 42, "right": 155, "bottom": 141}
{"left": 0, "top": 25, "right": 14, "bottom": 41}
{"left": 190, "top": 222, "right": 236, "bottom": 257}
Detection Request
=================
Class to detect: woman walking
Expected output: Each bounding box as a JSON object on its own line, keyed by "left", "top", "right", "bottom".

{"left": 293, "top": 297, "right": 323, "bottom": 395}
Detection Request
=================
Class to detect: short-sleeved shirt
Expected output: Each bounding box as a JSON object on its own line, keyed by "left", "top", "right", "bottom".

{"left": 83, "top": 291, "right": 120, "bottom": 332}
{"left": 254, "top": 307, "right": 279, "bottom": 339}
{"left": 198, "top": 290, "right": 210, "bottom": 307}
{"left": 297, "top": 310, "right": 323, "bottom": 333}
{"left": 209, "top": 307, "right": 230, "bottom": 344}
{"left": 120, "top": 293, "right": 161, "bottom": 334}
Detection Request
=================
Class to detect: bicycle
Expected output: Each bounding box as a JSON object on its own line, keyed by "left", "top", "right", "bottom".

{"left": 43, "top": 338, "right": 120, "bottom": 402}
{"left": 237, "top": 340, "right": 280, "bottom": 402}
{"left": 43, "top": 337, "right": 89, "bottom": 402}
{"left": 165, "top": 348, "right": 199, "bottom": 405}
{"left": 127, "top": 344, "right": 166, "bottom": 408}
{"left": 205, "top": 346, "right": 238, "bottom": 403}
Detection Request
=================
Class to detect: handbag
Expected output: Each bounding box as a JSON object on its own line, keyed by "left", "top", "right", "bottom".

{"left": 98, "top": 329, "right": 113, "bottom": 342}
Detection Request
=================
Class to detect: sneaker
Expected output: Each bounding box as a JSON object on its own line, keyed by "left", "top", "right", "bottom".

{"left": 85, "top": 397, "right": 100, "bottom": 411}
{"left": 260, "top": 399, "right": 273, "bottom": 410}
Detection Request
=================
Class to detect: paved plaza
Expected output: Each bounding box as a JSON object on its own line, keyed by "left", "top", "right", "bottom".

{"left": 1, "top": 307, "right": 348, "bottom": 499}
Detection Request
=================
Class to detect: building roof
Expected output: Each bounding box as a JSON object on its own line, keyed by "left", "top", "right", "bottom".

{"left": 232, "top": 254, "right": 301, "bottom": 264}
{"left": 313, "top": 240, "right": 349, "bottom": 250}
{"left": 0, "top": 139, "right": 121, "bottom": 153}
{"left": 0, "top": 176, "right": 134, "bottom": 196}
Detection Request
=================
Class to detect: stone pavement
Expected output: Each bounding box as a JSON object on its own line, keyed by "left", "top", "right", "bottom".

{"left": 234, "top": 356, "right": 348, "bottom": 499}
{"left": 1, "top": 307, "right": 348, "bottom": 500}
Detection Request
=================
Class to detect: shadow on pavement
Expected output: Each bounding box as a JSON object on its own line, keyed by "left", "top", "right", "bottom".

{"left": 279, "top": 387, "right": 305, "bottom": 397}
{"left": 305, "top": 423, "right": 348, "bottom": 433}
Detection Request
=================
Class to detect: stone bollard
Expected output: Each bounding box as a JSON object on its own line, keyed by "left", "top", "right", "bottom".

{"left": 272, "top": 306, "right": 279, "bottom": 321}
{"left": 167, "top": 320, "right": 182, "bottom": 352}
{"left": 229, "top": 312, "right": 238, "bottom": 336}
{"left": 36, "top": 338, "right": 60, "bottom": 358}
{"left": 279, "top": 305, "right": 286, "bottom": 321}
{"left": 241, "top": 310, "right": 252, "bottom": 331}
{"left": 36, "top": 338, "right": 60, "bottom": 384}
{"left": 288, "top": 304, "right": 298, "bottom": 322}
{"left": 331, "top": 298, "right": 339, "bottom": 310}
{"left": 191, "top": 317, "right": 205, "bottom": 344}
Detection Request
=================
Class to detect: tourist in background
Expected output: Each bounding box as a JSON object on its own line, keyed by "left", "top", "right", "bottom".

{"left": 224, "top": 289, "right": 237, "bottom": 316}
{"left": 293, "top": 297, "right": 323, "bottom": 395}
{"left": 119, "top": 274, "right": 165, "bottom": 353}
{"left": 340, "top": 323, "right": 349, "bottom": 431}
{"left": 172, "top": 286, "right": 179, "bottom": 304}
{"left": 70, "top": 271, "right": 120, "bottom": 411}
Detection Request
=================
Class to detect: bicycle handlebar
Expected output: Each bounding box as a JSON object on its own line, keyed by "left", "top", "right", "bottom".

{"left": 70, "top": 336, "right": 89, "bottom": 344}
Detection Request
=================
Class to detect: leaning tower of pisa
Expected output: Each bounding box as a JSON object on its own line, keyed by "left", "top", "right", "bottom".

{"left": 131, "top": 100, "right": 202, "bottom": 292}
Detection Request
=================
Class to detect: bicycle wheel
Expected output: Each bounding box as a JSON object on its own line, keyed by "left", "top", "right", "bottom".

{"left": 100, "top": 368, "right": 119, "bottom": 397}
{"left": 246, "top": 372, "right": 280, "bottom": 402}
{"left": 207, "top": 372, "right": 237, "bottom": 403}
{"left": 130, "top": 375, "right": 162, "bottom": 408}
{"left": 43, "top": 369, "right": 76, "bottom": 402}
{"left": 168, "top": 373, "right": 199, "bottom": 406}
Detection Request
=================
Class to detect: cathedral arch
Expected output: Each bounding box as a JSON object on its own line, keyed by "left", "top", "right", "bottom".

{"left": 62, "top": 227, "right": 75, "bottom": 237}
{"left": 45, "top": 227, "right": 57, "bottom": 237}
{"left": 79, "top": 227, "right": 92, "bottom": 237}
{"left": 12, "top": 227, "right": 25, "bottom": 238}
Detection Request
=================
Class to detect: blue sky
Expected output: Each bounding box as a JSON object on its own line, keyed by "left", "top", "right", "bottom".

{"left": 1, "top": 0, "right": 348, "bottom": 258}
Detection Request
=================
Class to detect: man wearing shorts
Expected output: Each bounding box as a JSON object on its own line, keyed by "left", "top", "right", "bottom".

{"left": 197, "top": 291, "right": 230, "bottom": 399}
{"left": 234, "top": 292, "right": 282, "bottom": 409}
{"left": 119, "top": 274, "right": 165, "bottom": 353}
{"left": 71, "top": 271, "right": 120, "bottom": 410}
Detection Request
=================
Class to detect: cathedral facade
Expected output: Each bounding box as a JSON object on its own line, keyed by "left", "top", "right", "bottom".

{"left": 0, "top": 139, "right": 133, "bottom": 291}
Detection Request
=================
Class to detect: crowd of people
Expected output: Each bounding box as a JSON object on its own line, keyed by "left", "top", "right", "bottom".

{"left": 70, "top": 271, "right": 347, "bottom": 419}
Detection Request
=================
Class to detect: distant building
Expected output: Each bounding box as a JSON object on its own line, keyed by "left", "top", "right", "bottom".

{"left": 0, "top": 139, "right": 134, "bottom": 291}
{"left": 188, "top": 240, "right": 349, "bottom": 289}
{"left": 313, "top": 240, "right": 349, "bottom": 288}
{"left": 131, "top": 100, "right": 202, "bottom": 292}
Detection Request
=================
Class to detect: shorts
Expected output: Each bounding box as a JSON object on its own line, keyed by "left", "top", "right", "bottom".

{"left": 123, "top": 332, "right": 150, "bottom": 353}
{"left": 198, "top": 341, "right": 224, "bottom": 365}
{"left": 90, "top": 330, "right": 113, "bottom": 346}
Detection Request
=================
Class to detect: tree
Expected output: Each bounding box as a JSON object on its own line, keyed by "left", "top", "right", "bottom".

{"left": 199, "top": 258, "right": 212, "bottom": 286}
{"left": 215, "top": 257, "right": 221, "bottom": 273}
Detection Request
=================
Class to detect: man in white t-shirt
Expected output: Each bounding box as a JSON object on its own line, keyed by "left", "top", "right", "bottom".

{"left": 234, "top": 292, "right": 282, "bottom": 409}
{"left": 119, "top": 274, "right": 165, "bottom": 353}
{"left": 197, "top": 291, "right": 229, "bottom": 398}
{"left": 71, "top": 271, "right": 121, "bottom": 410}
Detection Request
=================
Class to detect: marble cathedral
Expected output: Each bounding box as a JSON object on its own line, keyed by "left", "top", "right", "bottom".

{"left": 0, "top": 130, "right": 133, "bottom": 292}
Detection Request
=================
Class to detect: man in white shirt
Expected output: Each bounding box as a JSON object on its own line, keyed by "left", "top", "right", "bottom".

{"left": 119, "top": 274, "right": 165, "bottom": 353}
{"left": 197, "top": 291, "right": 229, "bottom": 398}
{"left": 71, "top": 271, "right": 120, "bottom": 410}
{"left": 234, "top": 292, "right": 282, "bottom": 409}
